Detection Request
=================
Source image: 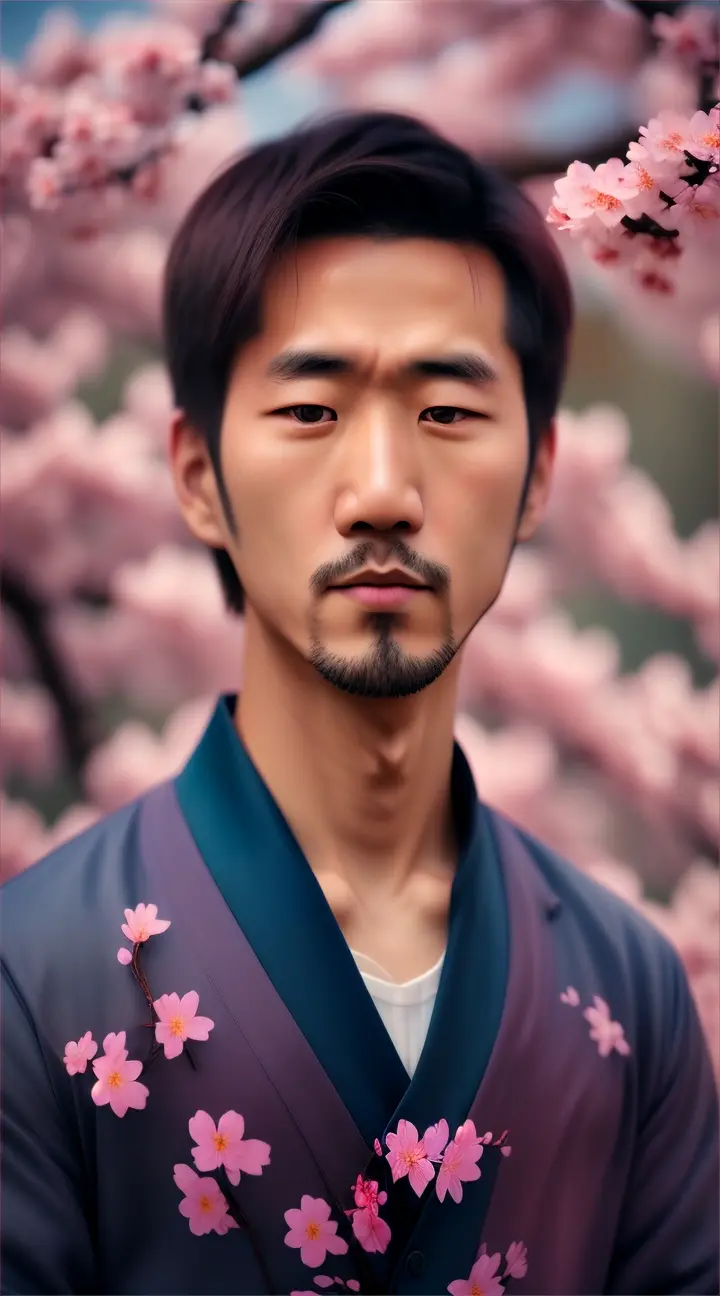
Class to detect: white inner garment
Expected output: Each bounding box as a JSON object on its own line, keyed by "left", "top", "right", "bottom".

{"left": 350, "top": 947, "right": 445, "bottom": 1078}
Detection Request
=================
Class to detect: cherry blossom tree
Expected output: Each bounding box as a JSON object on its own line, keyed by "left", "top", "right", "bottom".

{"left": 1, "top": 0, "right": 718, "bottom": 1073}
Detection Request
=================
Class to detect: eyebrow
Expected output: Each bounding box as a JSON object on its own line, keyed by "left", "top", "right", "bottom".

{"left": 266, "top": 349, "right": 500, "bottom": 386}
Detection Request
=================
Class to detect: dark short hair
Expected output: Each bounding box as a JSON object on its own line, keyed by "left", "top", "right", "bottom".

{"left": 163, "top": 109, "right": 573, "bottom": 614}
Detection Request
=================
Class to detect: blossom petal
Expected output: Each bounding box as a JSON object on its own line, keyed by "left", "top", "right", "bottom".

{"left": 117, "top": 948, "right": 133, "bottom": 965}
{"left": 188, "top": 1109, "right": 216, "bottom": 1144}
{"left": 185, "top": 1014, "right": 214, "bottom": 1041}
{"left": 179, "top": 990, "right": 199, "bottom": 1017}
{"left": 174, "top": 1163, "right": 200, "bottom": 1193}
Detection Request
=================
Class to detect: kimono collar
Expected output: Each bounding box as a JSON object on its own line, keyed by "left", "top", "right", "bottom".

{"left": 174, "top": 694, "right": 507, "bottom": 1154}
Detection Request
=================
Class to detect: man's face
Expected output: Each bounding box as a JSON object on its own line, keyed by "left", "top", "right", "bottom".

{"left": 172, "top": 236, "right": 555, "bottom": 699}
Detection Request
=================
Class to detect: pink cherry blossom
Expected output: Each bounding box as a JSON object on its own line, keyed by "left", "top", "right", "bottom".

{"left": 121, "top": 901, "right": 171, "bottom": 943}
{"left": 352, "top": 1203, "right": 392, "bottom": 1253}
{"left": 188, "top": 1109, "right": 271, "bottom": 1186}
{"left": 63, "top": 1030, "right": 97, "bottom": 1074}
{"left": 284, "top": 1196, "right": 349, "bottom": 1268}
{"left": 552, "top": 158, "right": 640, "bottom": 229}
{"left": 117, "top": 947, "right": 133, "bottom": 964}
{"left": 348, "top": 1175, "right": 391, "bottom": 1254}
{"left": 153, "top": 990, "right": 214, "bottom": 1059}
{"left": 173, "top": 1163, "right": 239, "bottom": 1236}
{"left": 560, "top": 985, "right": 580, "bottom": 1006}
{"left": 448, "top": 1251, "right": 505, "bottom": 1296}
{"left": 385, "top": 1119, "right": 435, "bottom": 1196}
{"left": 90, "top": 1031, "right": 149, "bottom": 1117}
{"left": 436, "top": 1121, "right": 484, "bottom": 1204}
{"left": 422, "top": 1118, "right": 450, "bottom": 1160}
{"left": 583, "top": 996, "right": 632, "bottom": 1057}
{"left": 351, "top": 1174, "right": 387, "bottom": 1211}
{"left": 637, "top": 110, "right": 698, "bottom": 166}
{"left": 504, "top": 1240, "right": 528, "bottom": 1279}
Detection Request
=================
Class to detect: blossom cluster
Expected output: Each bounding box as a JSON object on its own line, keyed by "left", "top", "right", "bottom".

{"left": 547, "top": 107, "right": 720, "bottom": 297}
{"left": 1, "top": 10, "right": 237, "bottom": 236}
{"left": 61, "top": 900, "right": 531, "bottom": 1294}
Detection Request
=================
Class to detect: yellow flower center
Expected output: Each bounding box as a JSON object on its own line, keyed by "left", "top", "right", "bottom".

{"left": 199, "top": 1194, "right": 214, "bottom": 1213}
{"left": 592, "top": 190, "right": 622, "bottom": 211}
{"left": 169, "top": 1015, "right": 185, "bottom": 1037}
{"left": 213, "top": 1133, "right": 228, "bottom": 1152}
{"left": 305, "top": 1221, "right": 320, "bottom": 1240}
{"left": 471, "top": 1285, "right": 484, "bottom": 1296}
{"left": 137, "top": 926, "right": 148, "bottom": 941}
{"left": 636, "top": 165, "right": 655, "bottom": 191}
{"left": 662, "top": 130, "right": 684, "bottom": 153}
{"left": 401, "top": 1147, "right": 422, "bottom": 1169}
{"left": 107, "top": 1071, "right": 123, "bottom": 1089}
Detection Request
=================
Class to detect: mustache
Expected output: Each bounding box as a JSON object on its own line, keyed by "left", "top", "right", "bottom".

{"left": 310, "top": 539, "right": 450, "bottom": 595}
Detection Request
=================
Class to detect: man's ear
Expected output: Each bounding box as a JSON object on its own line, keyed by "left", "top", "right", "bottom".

{"left": 516, "top": 420, "right": 557, "bottom": 543}
{"left": 168, "top": 410, "right": 228, "bottom": 549}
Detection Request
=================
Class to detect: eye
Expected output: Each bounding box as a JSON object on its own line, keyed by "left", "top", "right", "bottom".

{"left": 275, "top": 404, "right": 336, "bottom": 425}
{"left": 421, "top": 406, "right": 484, "bottom": 425}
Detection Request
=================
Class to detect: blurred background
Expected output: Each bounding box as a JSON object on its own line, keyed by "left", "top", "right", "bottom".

{"left": 1, "top": 1, "right": 718, "bottom": 1062}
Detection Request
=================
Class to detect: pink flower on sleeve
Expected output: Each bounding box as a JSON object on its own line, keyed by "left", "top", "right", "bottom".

{"left": 118, "top": 902, "right": 171, "bottom": 962}
{"left": 189, "top": 1109, "right": 271, "bottom": 1185}
{"left": 63, "top": 1031, "right": 97, "bottom": 1075}
{"left": 385, "top": 1119, "right": 435, "bottom": 1196}
{"left": 90, "top": 1031, "right": 149, "bottom": 1117}
{"left": 121, "top": 903, "right": 171, "bottom": 942}
{"left": 173, "top": 1163, "right": 239, "bottom": 1236}
{"left": 448, "top": 1251, "right": 505, "bottom": 1296}
{"left": 153, "top": 991, "right": 214, "bottom": 1059}
{"left": 284, "top": 1196, "right": 349, "bottom": 1267}
{"left": 560, "top": 986, "right": 580, "bottom": 1006}
{"left": 436, "top": 1120, "right": 484, "bottom": 1204}
{"left": 583, "top": 996, "right": 631, "bottom": 1057}
{"left": 504, "top": 1240, "right": 528, "bottom": 1279}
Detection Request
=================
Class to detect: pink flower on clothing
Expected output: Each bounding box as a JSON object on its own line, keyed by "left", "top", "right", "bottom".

{"left": 153, "top": 990, "right": 214, "bottom": 1059}
{"left": 63, "top": 1031, "right": 97, "bottom": 1075}
{"left": 173, "top": 1163, "right": 239, "bottom": 1236}
{"left": 386, "top": 1119, "right": 435, "bottom": 1196}
{"left": 448, "top": 1251, "right": 505, "bottom": 1296}
{"left": 560, "top": 986, "right": 580, "bottom": 1006}
{"left": 189, "top": 1109, "right": 271, "bottom": 1186}
{"left": 422, "top": 1118, "right": 450, "bottom": 1160}
{"left": 284, "top": 1196, "right": 349, "bottom": 1268}
{"left": 583, "top": 996, "right": 631, "bottom": 1057}
{"left": 121, "top": 902, "right": 171, "bottom": 943}
{"left": 348, "top": 1174, "right": 391, "bottom": 1253}
{"left": 352, "top": 1203, "right": 392, "bottom": 1253}
{"left": 504, "top": 1240, "right": 528, "bottom": 1279}
{"left": 90, "top": 1031, "right": 149, "bottom": 1117}
{"left": 436, "top": 1120, "right": 484, "bottom": 1204}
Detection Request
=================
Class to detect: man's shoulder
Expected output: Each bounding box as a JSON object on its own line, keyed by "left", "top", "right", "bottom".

{"left": 497, "top": 811, "right": 687, "bottom": 993}
{"left": 0, "top": 786, "right": 163, "bottom": 973}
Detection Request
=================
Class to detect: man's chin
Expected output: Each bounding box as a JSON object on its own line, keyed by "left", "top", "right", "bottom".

{"left": 308, "top": 639, "right": 457, "bottom": 699}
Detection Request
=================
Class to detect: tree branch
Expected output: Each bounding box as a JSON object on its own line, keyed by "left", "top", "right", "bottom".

{"left": 1, "top": 570, "right": 98, "bottom": 795}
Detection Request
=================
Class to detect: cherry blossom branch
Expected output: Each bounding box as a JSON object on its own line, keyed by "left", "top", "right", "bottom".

{"left": 215, "top": 1169, "right": 277, "bottom": 1291}
{"left": 1, "top": 569, "right": 96, "bottom": 793}
{"left": 215, "top": 0, "right": 354, "bottom": 84}
{"left": 130, "top": 941, "right": 198, "bottom": 1072}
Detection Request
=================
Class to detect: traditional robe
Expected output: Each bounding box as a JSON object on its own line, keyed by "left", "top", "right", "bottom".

{"left": 2, "top": 696, "right": 718, "bottom": 1295}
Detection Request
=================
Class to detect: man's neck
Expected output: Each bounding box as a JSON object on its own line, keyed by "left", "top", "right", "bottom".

{"left": 235, "top": 617, "right": 462, "bottom": 899}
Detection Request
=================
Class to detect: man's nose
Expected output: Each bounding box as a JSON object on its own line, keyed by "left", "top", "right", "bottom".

{"left": 332, "top": 416, "right": 425, "bottom": 536}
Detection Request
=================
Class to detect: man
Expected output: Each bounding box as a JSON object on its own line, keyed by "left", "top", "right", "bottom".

{"left": 1, "top": 110, "right": 718, "bottom": 1296}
